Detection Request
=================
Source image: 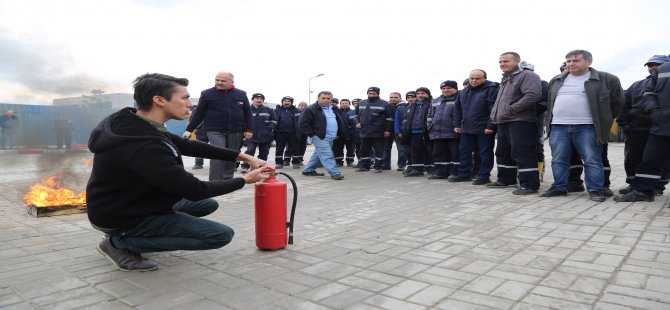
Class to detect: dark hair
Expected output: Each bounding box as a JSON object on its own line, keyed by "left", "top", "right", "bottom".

{"left": 317, "top": 91, "right": 333, "bottom": 98}
{"left": 133, "top": 73, "right": 189, "bottom": 111}
{"left": 565, "top": 49, "right": 593, "bottom": 62}
{"left": 500, "top": 52, "right": 521, "bottom": 62}
{"left": 471, "top": 69, "right": 487, "bottom": 79}
{"left": 340, "top": 98, "right": 350, "bottom": 104}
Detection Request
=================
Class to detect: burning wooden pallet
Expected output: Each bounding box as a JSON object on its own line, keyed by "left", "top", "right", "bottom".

{"left": 26, "top": 205, "right": 87, "bottom": 217}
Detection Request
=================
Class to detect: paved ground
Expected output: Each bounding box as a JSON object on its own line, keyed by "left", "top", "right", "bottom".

{"left": 0, "top": 142, "right": 669, "bottom": 309}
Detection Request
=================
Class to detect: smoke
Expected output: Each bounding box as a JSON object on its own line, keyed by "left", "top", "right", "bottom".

{"left": 0, "top": 32, "right": 122, "bottom": 102}
{"left": 34, "top": 152, "right": 92, "bottom": 190}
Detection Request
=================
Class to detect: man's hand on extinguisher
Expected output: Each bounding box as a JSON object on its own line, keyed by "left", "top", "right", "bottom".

{"left": 242, "top": 167, "right": 268, "bottom": 184}
{"left": 236, "top": 153, "right": 267, "bottom": 170}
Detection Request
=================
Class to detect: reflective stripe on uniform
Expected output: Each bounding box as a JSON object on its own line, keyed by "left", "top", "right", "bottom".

{"left": 635, "top": 173, "right": 661, "bottom": 179}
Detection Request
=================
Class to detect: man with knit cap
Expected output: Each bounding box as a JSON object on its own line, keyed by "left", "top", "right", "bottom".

{"left": 489, "top": 52, "right": 542, "bottom": 194}
{"left": 427, "top": 81, "right": 460, "bottom": 179}
{"left": 274, "top": 96, "right": 302, "bottom": 169}
{"left": 402, "top": 87, "right": 433, "bottom": 177}
{"left": 354, "top": 87, "right": 393, "bottom": 173}
{"left": 616, "top": 54, "right": 670, "bottom": 196}
{"left": 395, "top": 91, "right": 415, "bottom": 172}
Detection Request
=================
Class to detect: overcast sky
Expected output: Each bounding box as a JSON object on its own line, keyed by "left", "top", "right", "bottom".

{"left": 1, "top": 0, "right": 669, "bottom": 105}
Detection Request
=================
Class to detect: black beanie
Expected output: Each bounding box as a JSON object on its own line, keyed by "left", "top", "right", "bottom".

{"left": 281, "top": 96, "right": 294, "bottom": 104}
{"left": 405, "top": 91, "right": 417, "bottom": 98}
{"left": 367, "top": 87, "right": 380, "bottom": 95}
{"left": 251, "top": 93, "right": 265, "bottom": 100}
{"left": 440, "top": 80, "right": 458, "bottom": 90}
{"left": 415, "top": 87, "right": 431, "bottom": 96}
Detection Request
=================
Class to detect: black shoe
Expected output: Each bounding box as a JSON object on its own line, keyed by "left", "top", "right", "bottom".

{"left": 331, "top": 174, "right": 344, "bottom": 180}
{"left": 355, "top": 168, "right": 369, "bottom": 172}
{"left": 486, "top": 181, "right": 516, "bottom": 188}
{"left": 655, "top": 190, "right": 664, "bottom": 197}
{"left": 396, "top": 166, "right": 405, "bottom": 171}
{"left": 589, "top": 191, "right": 607, "bottom": 202}
{"left": 448, "top": 175, "right": 471, "bottom": 182}
{"left": 427, "top": 174, "right": 447, "bottom": 180}
{"left": 382, "top": 166, "right": 392, "bottom": 171}
{"left": 302, "top": 170, "right": 325, "bottom": 176}
{"left": 283, "top": 162, "right": 291, "bottom": 167}
{"left": 603, "top": 187, "right": 614, "bottom": 197}
{"left": 619, "top": 185, "right": 633, "bottom": 194}
{"left": 472, "top": 178, "right": 491, "bottom": 185}
{"left": 513, "top": 188, "right": 538, "bottom": 195}
{"left": 614, "top": 190, "right": 654, "bottom": 202}
{"left": 540, "top": 187, "right": 568, "bottom": 197}
{"left": 404, "top": 170, "right": 424, "bottom": 177}
{"left": 192, "top": 164, "right": 203, "bottom": 170}
{"left": 374, "top": 169, "right": 383, "bottom": 173}
{"left": 568, "top": 183, "right": 585, "bottom": 193}
{"left": 97, "top": 236, "right": 158, "bottom": 272}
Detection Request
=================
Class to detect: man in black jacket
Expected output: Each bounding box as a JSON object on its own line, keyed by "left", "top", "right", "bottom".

{"left": 87, "top": 73, "right": 267, "bottom": 271}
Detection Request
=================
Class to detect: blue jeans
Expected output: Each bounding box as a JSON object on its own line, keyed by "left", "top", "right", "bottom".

{"left": 303, "top": 136, "right": 341, "bottom": 176}
{"left": 109, "top": 198, "right": 233, "bottom": 254}
{"left": 549, "top": 124, "right": 604, "bottom": 192}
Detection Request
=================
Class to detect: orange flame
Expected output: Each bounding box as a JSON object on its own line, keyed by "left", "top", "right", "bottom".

{"left": 23, "top": 175, "right": 86, "bottom": 207}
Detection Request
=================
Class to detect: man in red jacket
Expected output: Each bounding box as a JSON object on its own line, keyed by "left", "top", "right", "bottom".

{"left": 87, "top": 73, "right": 267, "bottom": 271}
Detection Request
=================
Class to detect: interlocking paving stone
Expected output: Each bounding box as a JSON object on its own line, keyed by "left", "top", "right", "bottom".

{"left": 1, "top": 144, "right": 669, "bottom": 309}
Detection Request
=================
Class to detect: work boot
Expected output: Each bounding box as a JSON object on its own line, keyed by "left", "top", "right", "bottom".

{"left": 97, "top": 236, "right": 158, "bottom": 272}
{"left": 619, "top": 185, "right": 632, "bottom": 194}
{"left": 472, "top": 178, "right": 491, "bottom": 185}
{"left": 404, "top": 170, "right": 424, "bottom": 177}
{"left": 486, "top": 181, "right": 517, "bottom": 188}
{"left": 589, "top": 191, "right": 607, "bottom": 202}
{"left": 614, "top": 190, "right": 654, "bottom": 202}
{"left": 513, "top": 188, "right": 538, "bottom": 195}
{"left": 603, "top": 187, "right": 614, "bottom": 197}
{"left": 540, "top": 187, "right": 568, "bottom": 197}
{"left": 568, "top": 183, "right": 585, "bottom": 193}
{"left": 302, "top": 170, "right": 325, "bottom": 176}
{"left": 448, "top": 175, "right": 471, "bottom": 182}
{"left": 396, "top": 166, "right": 405, "bottom": 171}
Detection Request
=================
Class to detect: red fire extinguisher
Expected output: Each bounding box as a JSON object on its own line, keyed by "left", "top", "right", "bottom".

{"left": 254, "top": 167, "right": 298, "bottom": 250}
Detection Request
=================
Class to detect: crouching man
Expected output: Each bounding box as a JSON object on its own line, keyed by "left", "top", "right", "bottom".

{"left": 86, "top": 73, "right": 267, "bottom": 271}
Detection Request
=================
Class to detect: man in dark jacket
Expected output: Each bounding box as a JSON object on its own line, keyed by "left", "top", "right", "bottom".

{"left": 87, "top": 73, "right": 267, "bottom": 271}
{"left": 381, "top": 92, "right": 404, "bottom": 170}
{"left": 615, "top": 58, "right": 670, "bottom": 202}
{"left": 53, "top": 114, "right": 74, "bottom": 149}
{"left": 616, "top": 55, "right": 670, "bottom": 196}
{"left": 541, "top": 50, "right": 624, "bottom": 202}
{"left": 241, "top": 93, "right": 277, "bottom": 172}
{"left": 451, "top": 69, "right": 498, "bottom": 184}
{"left": 355, "top": 87, "right": 393, "bottom": 173}
{"left": 298, "top": 91, "right": 347, "bottom": 180}
{"left": 183, "top": 71, "right": 253, "bottom": 181}
{"left": 274, "top": 96, "right": 301, "bottom": 169}
{"left": 427, "top": 81, "right": 460, "bottom": 179}
{"left": 489, "top": 52, "right": 542, "bottom": 195}
{"left": 403, "top": 87, "right": 433, "bottom": 177}
{"left": 0, "top": 110, "right": 19, "bottom": 149}
{"left": 332, "top": 99, "right": 355, "bottom": 167}
{"left": 395, "top": 91, "right": 415, "bottom": 172}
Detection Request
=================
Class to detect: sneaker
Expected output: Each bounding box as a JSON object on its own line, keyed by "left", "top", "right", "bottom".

{"left": 619, "top": 185, "right": 633, "bottom": 194}
{"left": 292, "top": 164, "right": 300, "bottom": 169}
{"left": 192, "top": 164, "right": 203, "bottom": 170}
{"left": 374, "top": 169, "right": 383, "bottom": 173}
{"left": 568, "top": 183, "right": 585, "bottom": 193}
{"left": 427, "top": 174, "right": 447, "bottom": 179}
{"left": 589, "top": 191, "right": 607, "bottom": 202}
{"left": 396, "top": 166, "right": 405, "bottom": 171}
{"left": 614, "top": 190, "right": 654, "bottom": 202}
{"left": 603, "top": 187, "right": 614, "bottom": 197}
{"left": 331, "top": 174, "right": 344, "bottom": 180}
{"left": 302, "top": 170, "right": 325, "bottom": 176}
{"left": 513, "top": 188, "right": 538, "bottom": 195}
{"left": 404, "top": 170, "right": 424, "bottom": 177}
{"left": 97, "top": 236, "right": 158, "bottom": 272}
{"left": 540, "top": 187, "right": 568, "bottom": 197}
{"left": 472, "top": 178, "right": 491, "bottom": 185}
{"left": 448, "top": 175, "right": 471, "bottom": 182}
{"left": 355, "top": 168, "right": 369, "bottom": 172}
{"left": 486, "top": 181, "right": 517, "bottom": 188}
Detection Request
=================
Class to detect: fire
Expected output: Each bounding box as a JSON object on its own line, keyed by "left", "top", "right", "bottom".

{"left": 23, "top": 175, "right": 86, "bottom": 207}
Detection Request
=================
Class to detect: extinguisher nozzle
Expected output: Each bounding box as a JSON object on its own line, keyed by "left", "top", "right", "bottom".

{"left": 288, "top": 235, "right": 293, "bottom": 245}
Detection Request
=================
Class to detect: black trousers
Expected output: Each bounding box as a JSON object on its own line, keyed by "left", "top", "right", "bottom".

{"left": 359, "top": 137, "right": 386, "bottom": 170}
{"left": 333, "top": 137, "right": 355, "bottom": 164}
{"left": 274, "top": 131, "right": 299, "bottom": 164}
{"left": 409, "top": 133, "right": 431, "bottom": 172}
{"left": 495, "top": 122, "right": 539, "bottom": 190}
{"left": 632, "top": 134, "right": 670, "bottom": 195}
{"left": 432, "top": 138, "right": 459, "bottom": 177}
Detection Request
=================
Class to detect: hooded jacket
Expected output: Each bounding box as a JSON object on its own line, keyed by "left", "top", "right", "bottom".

{"left": 86, "top": 107, "right": 245, "bottom": 229}
{"left": 490, "top": 69, "right": 542, "bottom": 124}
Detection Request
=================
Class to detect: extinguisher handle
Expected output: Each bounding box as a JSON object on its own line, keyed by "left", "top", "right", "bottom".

{"left": 261, "top": 166, "right": 276, "bottom": 173}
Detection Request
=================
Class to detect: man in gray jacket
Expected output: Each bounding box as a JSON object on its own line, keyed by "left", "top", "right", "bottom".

{"left": 541, "top": 50, "right": 623, "bottom": 202}
{"left": 488, "top": 52, "right": 542, "bottom": 195}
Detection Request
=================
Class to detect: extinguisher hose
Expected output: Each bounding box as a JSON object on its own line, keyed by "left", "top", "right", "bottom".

{"left": 277, "top": 172, "right": 298, "bottom": 245}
